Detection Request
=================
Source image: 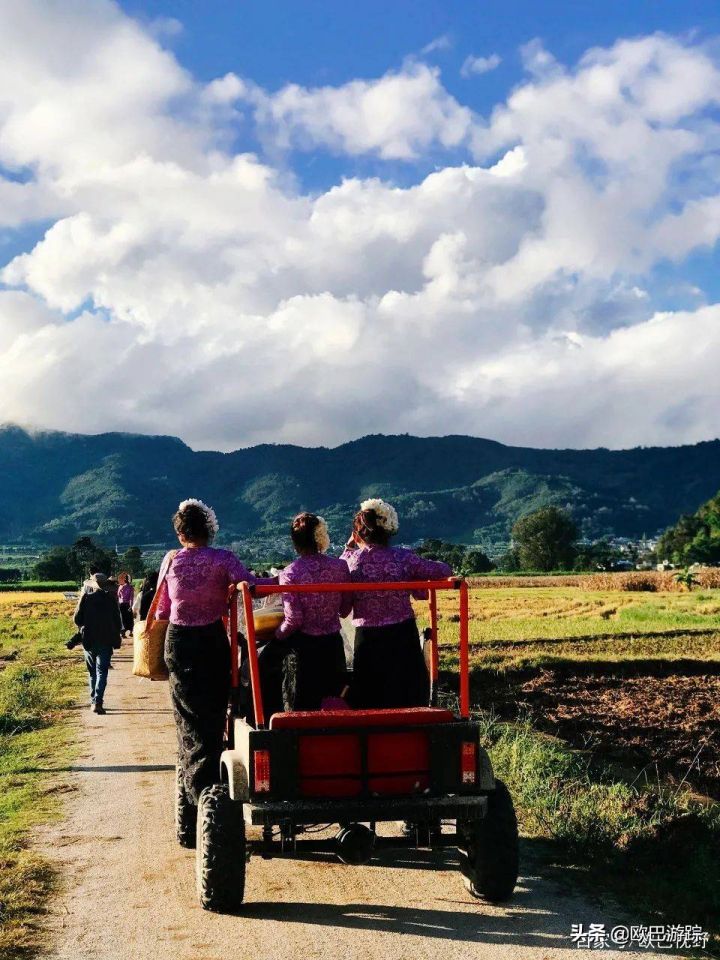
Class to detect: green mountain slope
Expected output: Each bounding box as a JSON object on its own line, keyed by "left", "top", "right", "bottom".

{"left": 657, "top": 488, "right": 720, "bottom": 564}
{"left": 1, "top": 425, "right": 719, "bottom": 550}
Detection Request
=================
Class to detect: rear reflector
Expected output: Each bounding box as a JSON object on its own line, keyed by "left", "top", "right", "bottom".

{"left": 253, "top": 749, "right": 271, "bottom": 793}
{"left": 461, "top": 741, "right": 477, "bottom": 784}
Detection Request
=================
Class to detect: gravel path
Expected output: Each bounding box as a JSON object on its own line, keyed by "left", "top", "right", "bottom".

{"left": 39, "top": 647, "right": 677, "bottom": 960}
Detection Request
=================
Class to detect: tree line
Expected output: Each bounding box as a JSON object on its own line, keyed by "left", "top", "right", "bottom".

{"left": 31, "top": 538, "right": 146, "bottom": 583}
{"left": 655, "top": 488, "right": 720, "bottom": 566}
{"left": 22, "top": 493, "right": 720, "bottom": 585}
{"left": 419, "top": 506, "right": 650, "bottom": 573}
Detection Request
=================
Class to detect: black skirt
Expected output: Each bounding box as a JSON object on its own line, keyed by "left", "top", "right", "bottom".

{"left": 119, "top": 602, "right": 134, "bottom": 634}
{"left": 349, "top": 618, "right": 429, "bottom": 710}
{"left": 258, "top": 631, "right": 346, "bottom": 717}
{"left": 165, "top": 621, "right": 230, "bottom": 803}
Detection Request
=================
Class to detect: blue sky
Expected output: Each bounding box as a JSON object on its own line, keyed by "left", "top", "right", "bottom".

{"left": 128, "top": 1, "right": 720, "bottom": 91}
{"left": 0, "top": 0, "right": 719, "bottom": 450}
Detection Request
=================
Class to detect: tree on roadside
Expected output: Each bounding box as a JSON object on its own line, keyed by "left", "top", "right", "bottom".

{"left": 67, "top": 537, "right": 118, "bottom": 583}
{"left": 119, "top": 546, "right": 145, "bottom": 579}
{"left": 32, "top": 546, "right": 74, "bottom": 581}
{"left": 511, "top": 507, "right": 578, "bottom": 571}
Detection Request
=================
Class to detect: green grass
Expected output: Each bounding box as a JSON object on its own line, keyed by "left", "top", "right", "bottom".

{"left": 0, "top": 607, "right": 83, "bottom": 959}
{"left": 477, "top": 712, "right": 720, "bottom": 943}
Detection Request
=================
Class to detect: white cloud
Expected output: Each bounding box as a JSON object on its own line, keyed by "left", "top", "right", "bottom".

{"left": 461, "top": 53, "right": 502, "bottom": 77}
{"left": 421, "top": 35, "right": 452, "bottom": 56}
{"left": 0, "top": 3, "right": 718, "bottom": 451}
{"left": 244, "top": 62, "right": 474, "bottom": 160}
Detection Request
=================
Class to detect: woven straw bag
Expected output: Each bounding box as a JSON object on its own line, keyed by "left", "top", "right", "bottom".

{"left": 132, "top": 552, "right": 177, "bottom": 681}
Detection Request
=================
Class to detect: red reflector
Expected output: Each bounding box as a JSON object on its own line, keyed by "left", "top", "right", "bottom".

{"left": 461, "top": 741, "right": 476, "bottom": 784}
{"left": 254, "top": 749, "right": 271, "bottom": 793}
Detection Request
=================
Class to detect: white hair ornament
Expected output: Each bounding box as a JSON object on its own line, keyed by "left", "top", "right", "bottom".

{"left": 178, "top": 498, "right": 220, "bottom": 539}
{"left": 313, "top": 516, "right": 331, "bottom": 553}
{"left": 360, "top": 498, "right": 399, "bottom": 534}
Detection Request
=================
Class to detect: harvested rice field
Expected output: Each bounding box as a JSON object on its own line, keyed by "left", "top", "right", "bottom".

{"left": 416, "top": 584, "right": 720, "bottom": 799}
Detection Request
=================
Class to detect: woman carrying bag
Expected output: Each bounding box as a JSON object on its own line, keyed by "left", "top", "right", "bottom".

{"left": 155, "top": 499, "right": 274, "bottom": 810}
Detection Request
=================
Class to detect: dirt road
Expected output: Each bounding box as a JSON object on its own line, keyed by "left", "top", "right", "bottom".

{"left": 41, "top": 649, "right": 676, "bottom": 960}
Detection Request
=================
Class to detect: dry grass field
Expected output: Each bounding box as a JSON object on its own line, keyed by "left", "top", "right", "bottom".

{"left": 422, "top": 584, "right": 720, "bottom": 663}
{"left": 0, "top": 592, "right": 70, "bottom": 617}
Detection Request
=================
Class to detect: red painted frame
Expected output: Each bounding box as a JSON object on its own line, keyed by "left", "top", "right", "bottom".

{"left": 229, "top": 578, "right": 470, "bottom": 729}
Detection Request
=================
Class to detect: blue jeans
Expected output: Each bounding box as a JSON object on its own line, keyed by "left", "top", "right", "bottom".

{"left": 84, "top": 647, "right": 112, "bottom": 703}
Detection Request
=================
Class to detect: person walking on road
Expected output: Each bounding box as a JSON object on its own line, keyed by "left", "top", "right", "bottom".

{"left": 73, "top": 572, "right": 123, "bottom": 715}
{"left": 135, "top": 570, "right": 159, "bottom": 621}
{"left": 117, "top": 572, "right": 135, "bottom": 637}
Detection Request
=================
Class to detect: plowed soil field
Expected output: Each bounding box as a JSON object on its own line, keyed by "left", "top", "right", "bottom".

{"left": 479, "top": 665, "right": 720, "bottom": 798}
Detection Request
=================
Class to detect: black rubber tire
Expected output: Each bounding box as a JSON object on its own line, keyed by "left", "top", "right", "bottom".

{"left": 458, "top": 779, "right": 519, "bottom": 903}
{"left": 175, "top": 765, "right": 197, "bottom": 849}
{"left": 196, "top": 784, "right": 246, "bottom": 913}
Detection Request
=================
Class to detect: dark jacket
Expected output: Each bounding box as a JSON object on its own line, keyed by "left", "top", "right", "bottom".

{"left": 139, "top": 586, "right": 156, "bottom": 621}
{"left": 74, "top": 590, "right": 122, "bottom": 650}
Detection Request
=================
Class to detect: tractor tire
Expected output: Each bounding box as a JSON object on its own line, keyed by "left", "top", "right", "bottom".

{"left": 175, "top": 765, "right": 197, "bottom": 849}
{"left": 196, "top": 784, "right": 246, "bottom": 913}
{"left": 458, "top": 779, "right": 519, "bottom": 903}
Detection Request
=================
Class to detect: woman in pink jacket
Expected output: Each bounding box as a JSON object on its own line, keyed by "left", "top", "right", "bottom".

{"left": 341, "top": 499, "right": 452, "bottom": 710}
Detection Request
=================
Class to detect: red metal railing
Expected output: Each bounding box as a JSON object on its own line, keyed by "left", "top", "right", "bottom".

{"left": 229, "top": 578, "right": 470, "bottom": 729}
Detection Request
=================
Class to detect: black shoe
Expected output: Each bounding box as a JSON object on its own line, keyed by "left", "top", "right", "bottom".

{"left": 93, "top": 702, "right": 106, "bottom": 715}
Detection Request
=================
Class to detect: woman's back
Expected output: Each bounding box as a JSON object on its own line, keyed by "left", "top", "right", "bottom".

{"left": 344, "top": 545, "right": 451, "bottom": 626}
{"left": 158, "top": 546, "right": 253, "bottom": 627}
{"left": 278, "top": 553, "right": 351, "bottom": 638}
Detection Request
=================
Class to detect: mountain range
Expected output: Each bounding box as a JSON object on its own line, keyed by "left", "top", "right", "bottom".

{"left": 1, "top": 425, "right": 718, "bottom": 553}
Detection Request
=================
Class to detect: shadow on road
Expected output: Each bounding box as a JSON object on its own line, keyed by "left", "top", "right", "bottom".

{"left": 103, "top": 708, "right": 173, "bottom": 714}
{"left": 237, "top": 881, "right": 572, "bottom": 949}
{"left": 17, "top": 763, "right": 175, "bottom": 774}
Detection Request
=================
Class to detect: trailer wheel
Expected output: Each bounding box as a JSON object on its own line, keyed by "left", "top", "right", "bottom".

{"left": 459, "top": 779, "right": 519, "bottom": 903}
{"left": 175, "top": 765, "right": 197, "bottom": 849}
{"left": 196, "top": 784, "right": 246, "bottom": 913}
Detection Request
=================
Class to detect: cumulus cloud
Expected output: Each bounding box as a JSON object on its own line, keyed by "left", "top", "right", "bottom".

{"left": 461, "top": 53, "right": 502, "bottom": 77}
{"left": 0, "top": 2, "right": 719, "bottom": 451}
{"left": 242, "top": 62, "right": 474, "bottom": 159}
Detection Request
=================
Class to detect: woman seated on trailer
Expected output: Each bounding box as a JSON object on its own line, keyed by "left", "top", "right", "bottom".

{"left": 341, "top": 499, "right": 452, "bottom": 711}
{"left": 263, "top": 512, "right": 352, "bottom": 715}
